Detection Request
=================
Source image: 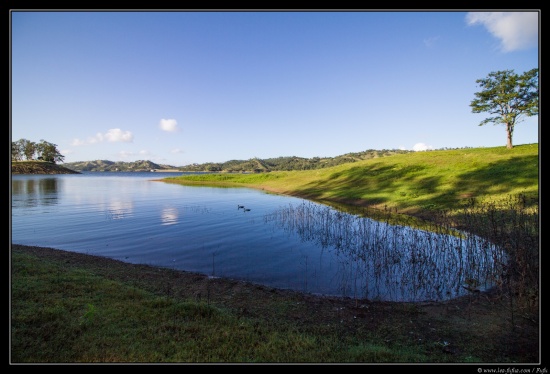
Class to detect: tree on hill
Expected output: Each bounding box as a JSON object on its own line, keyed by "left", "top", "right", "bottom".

{"left": 11, "top": 138, "right": 65, "bottom": 164}
{"left": 11, "top": 138, "right": 36, "bottom": 161}
{"left": 470, "top": 68, "right": 539, "bottom": 149}
{"left": 36, "top": 139, "right": 65, "bottom": 163}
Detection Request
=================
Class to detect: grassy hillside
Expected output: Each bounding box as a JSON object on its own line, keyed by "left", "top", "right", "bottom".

{"left": 164, "top": 144, "right": 539, "bottom": 216}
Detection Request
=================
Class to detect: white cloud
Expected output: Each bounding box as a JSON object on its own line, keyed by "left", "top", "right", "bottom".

{"left": 413, "top": 143, "right": 433, "bottom": 151}
{"left": 89, "top": 132, "right": 103, "bottom": 143}
{"left": 104, "top": 128, "right": 134, "bottom": 142}
{"left": 70, "top": 129, "right": 134, "bottom": 146}
{"left": 159, "top": 118, "right": 179, "bottom": 132}
{"left": 465, "top": 11, "right": 538, "bottom": 52}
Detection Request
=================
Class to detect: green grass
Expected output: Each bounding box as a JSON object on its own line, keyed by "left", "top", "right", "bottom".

{"left": 165, "top": 144, "right": 539, "bottom": 216}
{"left": 11, "top": 249, "right": 432, "bottom": 363}
{"left": 13, "top": 243, "right": 537, "bottom": 363}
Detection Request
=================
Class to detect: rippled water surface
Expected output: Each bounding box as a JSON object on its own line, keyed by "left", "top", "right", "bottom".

{"left": 11, "top": 172, "right": 505, "bottom": 302}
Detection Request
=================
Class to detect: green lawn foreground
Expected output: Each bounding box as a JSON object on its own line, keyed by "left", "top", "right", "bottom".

{"left": 11, "top": 247, "right": 433, "bottom": 363}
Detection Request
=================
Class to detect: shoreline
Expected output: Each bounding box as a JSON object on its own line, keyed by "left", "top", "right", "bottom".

{"left": 11, "top": 243, "right": 539, "bottom": 363}
{"left": 10, "top": 243, "right": 499, "bottom": 307}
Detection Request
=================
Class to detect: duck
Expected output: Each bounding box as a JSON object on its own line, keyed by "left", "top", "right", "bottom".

{"left": 237, "top": 205, "right": 245, "bottom": 209}
{"left": 243, "top": 208, "right": 251, "bottom": 212}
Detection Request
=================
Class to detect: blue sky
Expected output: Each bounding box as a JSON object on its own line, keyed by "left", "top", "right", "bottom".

{"left": 11, "top": 10, "right": 539, "bottom": 166}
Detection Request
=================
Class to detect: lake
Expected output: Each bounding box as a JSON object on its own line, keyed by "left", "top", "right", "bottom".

{"left": 10, "top": 172, "right": 506, "bottom": 302}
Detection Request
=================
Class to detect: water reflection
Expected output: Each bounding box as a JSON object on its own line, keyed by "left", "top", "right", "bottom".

{"left": 264, "top": 201, "right": 507, "bottom": 302}
{"left": 161, "top": 207, "right": 179, "bottom": 225}
{"left": 12, "top": 178, "right": 60, "bottom": 207}
{"left": 104, "top": 200, "right": 134, "bottom": 220}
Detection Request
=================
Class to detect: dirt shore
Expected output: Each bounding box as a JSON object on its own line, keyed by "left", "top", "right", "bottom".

{"left": 11, "top": 243, "right": 540, "bottom": 363}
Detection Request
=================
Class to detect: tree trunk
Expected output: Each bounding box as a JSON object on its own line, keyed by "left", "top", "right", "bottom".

{"left": 506, "top": 124, "right": 513, "bottom": 149}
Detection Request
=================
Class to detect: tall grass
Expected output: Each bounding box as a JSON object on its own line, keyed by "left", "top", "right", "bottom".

{"left": 264, "top": 195, "right": 538, "bottom": 306}
{"left": 453, "top": 194, "right": 539, "bottom": 318}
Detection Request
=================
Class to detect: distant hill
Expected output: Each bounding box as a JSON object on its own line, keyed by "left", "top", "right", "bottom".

{"left": 178, "top": 149, "right": 416, "bottom": 172}
{"left": 61, "top": 160, "right": 178, "bottom": 172}
{"left": 62, "top": 149, "right": 416, "bottom": 173}
{"left": 12, "top": 161, "right": 81, "bottom": 175}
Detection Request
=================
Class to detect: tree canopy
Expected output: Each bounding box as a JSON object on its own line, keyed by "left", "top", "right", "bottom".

{"left": 470, "top": 68, "right": 538, "bottom": 149}
{"left": 11, "top": 139, "right": 65, "bottom": 164}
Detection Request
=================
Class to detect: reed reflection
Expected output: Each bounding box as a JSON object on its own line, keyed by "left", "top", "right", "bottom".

{"left": 264, "top": 201, "right": 506, "bottom": 302}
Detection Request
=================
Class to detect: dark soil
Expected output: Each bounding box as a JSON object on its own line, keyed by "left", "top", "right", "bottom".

{"left": 11, "top": 161, "right": 80, "bottom": 174}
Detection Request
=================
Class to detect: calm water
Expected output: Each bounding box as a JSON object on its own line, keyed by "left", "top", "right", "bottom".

{"left": 11, "top": 172, "right": 505, "bottom": 302}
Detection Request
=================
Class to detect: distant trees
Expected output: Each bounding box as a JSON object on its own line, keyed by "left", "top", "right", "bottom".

{"left": 177, "top": 149, "right": 415, "bottom": 172}
{"left": 11, "top": 139, "right": 65, "bottom": 164}
{"left": 470, "top": 68, "right": 539, "bottom": 149}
